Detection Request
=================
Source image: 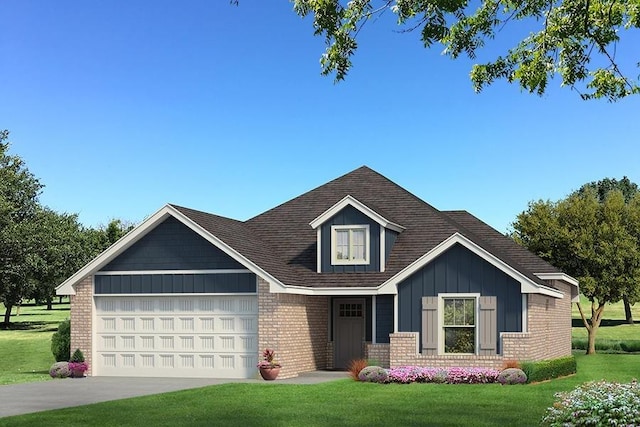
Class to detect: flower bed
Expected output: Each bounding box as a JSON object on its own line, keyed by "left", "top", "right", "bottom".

{"left": 386, "top": 366, "right": 500, "bottom": 384}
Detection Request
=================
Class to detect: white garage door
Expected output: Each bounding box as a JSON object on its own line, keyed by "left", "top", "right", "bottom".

{"left": 94, "top": 295, "right": 258, "bottom": 378}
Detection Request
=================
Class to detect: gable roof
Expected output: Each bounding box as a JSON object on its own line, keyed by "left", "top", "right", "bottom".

{"left": 57, "top": 166, "right": 577, "bottom": 298}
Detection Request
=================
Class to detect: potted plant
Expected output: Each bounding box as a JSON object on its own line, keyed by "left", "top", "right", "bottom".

{"left": 69, "top": 348, "right": 88, "bottom": 378}
{"left": 257, "top": 348, "right": 281, "bottom": 380}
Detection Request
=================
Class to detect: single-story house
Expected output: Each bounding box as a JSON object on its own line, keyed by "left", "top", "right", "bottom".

{"left": 57, "top": 166, "right": 578, "bottom": 379}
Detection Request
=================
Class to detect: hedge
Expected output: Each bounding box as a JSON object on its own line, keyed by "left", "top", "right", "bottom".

{"left": 520, "top": 355, "right": 576, "bottom": 383}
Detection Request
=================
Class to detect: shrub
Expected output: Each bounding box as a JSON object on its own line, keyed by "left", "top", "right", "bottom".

{"left": 348, "top": 359, "right": 369, "bottom": 381}
{"left": 357, "top": 366, "right": 388, "bottom": 383}
{"left": 521, "top": 356, "right": 576, "bottom": 383}
{"left": 497, "top": 368, "right": 527, "bottom": 385}
{"left": 70, "top": 348, "right": 85, "bottom": 363}
{"left": 541, "top": 380, "right": 640, "bottom": 426}
{"left": 49, "top": 362, "right": 71, "bottom": 378}
{"left": 51, "top": 320, "right": 70, "bottom": 362}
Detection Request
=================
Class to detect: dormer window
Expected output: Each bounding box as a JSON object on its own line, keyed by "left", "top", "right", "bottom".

{"left": 331, "top": 225, "right": 370, "bottom": 265}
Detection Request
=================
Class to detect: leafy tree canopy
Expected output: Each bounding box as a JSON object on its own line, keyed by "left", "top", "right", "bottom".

{"left": 512, "top": 188, "right": 640, "bottom": 353}
{"left": 289, "top": 0, "right": 640, "bottom": 101}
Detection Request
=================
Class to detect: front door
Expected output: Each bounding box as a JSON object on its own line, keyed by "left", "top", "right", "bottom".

{"left": 333, "top": 298, "right": 365, "bottom": 369}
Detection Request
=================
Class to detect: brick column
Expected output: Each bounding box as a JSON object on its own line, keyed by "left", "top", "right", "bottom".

{"left": 70, "top": 276, "right": 93, "bottom": 375}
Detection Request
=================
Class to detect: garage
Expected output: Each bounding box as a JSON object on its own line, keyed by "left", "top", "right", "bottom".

{"left": 94, "top": 294, "right": 258, "bottom": 378}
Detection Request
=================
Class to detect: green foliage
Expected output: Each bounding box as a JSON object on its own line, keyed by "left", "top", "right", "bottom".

{"left": 541, "top": 380, "right": 640, "bottom": 426}
{"left": 0, "top": 131, "right": 43, "bottom": 325}
{"left": 512, "top": 183, "right": 640, "bottom": 353}
{"left": 521, "top": 356, "right": 577, "bottom": 383}
{"left": 70, "top": 348, "right": 85, "bottom": 363}
{"left": 51, "top": 320, "right": 71, "bottom": 362}
{"left": 291, "top": 0, "right": 640, "bottom": 101}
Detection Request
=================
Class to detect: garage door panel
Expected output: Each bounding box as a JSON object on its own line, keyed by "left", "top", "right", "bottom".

{"left": 95, "top": 296, "right": 258, "bottom": 378}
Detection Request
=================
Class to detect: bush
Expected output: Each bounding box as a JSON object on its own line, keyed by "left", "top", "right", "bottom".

{"left": 497, "top": 368, "right": 527, "bottom": 385}
{"left": 541, "top": 380, "right": 640, "bottom": 426}
{"left": 348, "top": 359, "right": 369, "bottom": 381}
{"left": 49, "top": 362, "right": 71, "bottom": 378}
{"left": 51, "top": 320, "right": 70, "bottom": 362}
{"left": 357, "top": 366, "right": 388, "bottom": 383}
{"left": 521, "top": 356, "right": 576, "bottom": 383}
{"left": 70, "top": 348, "right": 85, "bottom": 363}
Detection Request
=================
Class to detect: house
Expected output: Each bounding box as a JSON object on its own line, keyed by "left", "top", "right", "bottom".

{"left": 56, "top": 166, "right": 579, "bottom": 379}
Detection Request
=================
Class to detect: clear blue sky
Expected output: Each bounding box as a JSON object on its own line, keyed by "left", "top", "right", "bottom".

{"left": 2, "top": 1, "right": 638, "bottom": 233}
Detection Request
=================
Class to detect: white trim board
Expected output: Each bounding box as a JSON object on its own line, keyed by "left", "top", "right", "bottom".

{"left": 309, "top": 195, "right": 404, "bottom": 232}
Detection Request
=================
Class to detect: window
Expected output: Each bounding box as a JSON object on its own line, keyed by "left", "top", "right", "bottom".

{"left": 339, "top": 303, "right": 363, "bottom": 317}
{"left": 442, "top": 297, "right": 476, "bottom": 354}
{"left": 331, "top": 225, "right": 369, "bottom": 265}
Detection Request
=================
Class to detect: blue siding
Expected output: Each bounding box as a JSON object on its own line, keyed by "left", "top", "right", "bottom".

{"left": 375, "top": 295, "right": 394, "bottom": 343}
{"left": 320, "top": 206, "right": 380, "bottom": 273}
{"left": 397, "top": 243, "right": 522, "bottom": 353}
{"left": 101, "top": 217, "right": 245, "bottom": 271}
{"left": 95, "top": 273, "right": 256, "bottom": 294}
{"left": 384, "top": 229, "right": 398, "bottom": 268}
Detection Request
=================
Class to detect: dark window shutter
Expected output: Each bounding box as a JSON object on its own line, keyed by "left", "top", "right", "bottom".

{"left": 478, "top": 296, "right": 497, "bottom": 355}
{"left": 421, "top": 297, "right": 438, "bottom": 355}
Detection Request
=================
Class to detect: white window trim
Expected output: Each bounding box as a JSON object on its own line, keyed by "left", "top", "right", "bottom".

{"left": 331, "top": 224, "right": 370, "bottom": 265}
{"left": 438, "top": 293, "right": 480, "bottom": 355}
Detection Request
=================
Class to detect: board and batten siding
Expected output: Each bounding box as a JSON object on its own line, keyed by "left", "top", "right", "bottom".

{"left": 320, "top": 205, "right": 380, "bottom": 273}
{"left": 95, "top": 273, "right": 256, "bottom": 294}
{"left": 398, "top": 243, "right": 522, "bottom": 353}
{"left": 101, "top": 217, "right": 246, "bottom": 271}
{"left": 375, "top": 295, "right": 394, "bottom": 344}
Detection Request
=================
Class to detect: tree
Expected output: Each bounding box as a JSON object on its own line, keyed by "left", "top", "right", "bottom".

{"left": 28, "top": 208, "right": 91, "bottom": 310}
{"left": 290, "top": 0, "right": 640, "bottom": 101}
{"left": 0, "top": 130, "right": 43, "bottom": 326}
{"left": 512, "top": 189, "right": 640, "bottom": 354}
{"left": 576, "top": 177, "right": 640, "bottom": 324}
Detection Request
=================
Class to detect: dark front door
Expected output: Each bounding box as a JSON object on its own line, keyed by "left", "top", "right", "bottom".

{"left": 334, "top": 299, "right": 365, "bottom": 369}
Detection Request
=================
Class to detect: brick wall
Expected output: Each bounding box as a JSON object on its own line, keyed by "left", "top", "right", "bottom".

{"left": 390, "top": 282, "right": 574, "bottom": 368}
{"left": 390, "top": 333, "right": 504, "bottom": 368}
{"left": 258, "top": 278, "right": 329, "bottom": 379}
{"left": 365, "top": 343, "right": 390, "bottom": 368}
{"left": 70, "top": 276, "right": 93, "bottom": 375}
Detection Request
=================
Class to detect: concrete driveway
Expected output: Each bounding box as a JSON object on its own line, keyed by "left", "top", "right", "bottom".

{"left": 0, "top": 371, "right": 348, "bottom": 419}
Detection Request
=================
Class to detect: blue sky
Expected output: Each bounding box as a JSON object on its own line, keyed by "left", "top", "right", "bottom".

{"left": 1, "top": 1, "right": 638, "bottom": 233}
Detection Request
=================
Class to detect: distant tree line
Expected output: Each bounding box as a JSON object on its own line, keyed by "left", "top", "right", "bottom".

{"left": 0, "top": 130, "right": 133, "bottom": 327}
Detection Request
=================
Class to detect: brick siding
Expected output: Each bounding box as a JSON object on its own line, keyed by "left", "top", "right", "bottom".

{"left": 258, "top": 278, "right": 329, "bottom": 379}
{"left": 389, "top": 281, "right": 574, "bottom": 368}
{"left": 70, "top": 276, "right": 93, "bottom": 375}
{"left": 365, "top": 343, "right": 390, "bottom": 368}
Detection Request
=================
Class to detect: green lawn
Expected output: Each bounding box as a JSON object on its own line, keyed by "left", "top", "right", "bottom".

{"left": 1, "top": 353, "right": 638, "bottom": 426}
{"left": 571, "top": 295, "right": 640, "bottom": 343}
{"left": 0, "top": 301, "right": 70, "bottom": 385}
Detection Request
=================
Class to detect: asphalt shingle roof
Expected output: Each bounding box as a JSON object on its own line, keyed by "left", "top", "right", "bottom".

{"left": 171, "top": 166, "right": 561, "bottom": 289}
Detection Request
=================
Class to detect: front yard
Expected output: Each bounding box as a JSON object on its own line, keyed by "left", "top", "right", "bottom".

{"left": 1, "top": 353, "right": 638, "bottom": 426}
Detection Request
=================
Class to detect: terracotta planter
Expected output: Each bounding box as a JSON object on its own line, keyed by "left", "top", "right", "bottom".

{"left": 70, "top": 369, "right": 86, "bottom": 378}
{"left": 259, "top": 366, "right": 281, "bottom": 380}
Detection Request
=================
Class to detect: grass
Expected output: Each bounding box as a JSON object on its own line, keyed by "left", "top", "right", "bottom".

{"left": 1, "top": 353, "right": 638, "bottom": 426}
{"left": 0, "top": 301, "right": 70, "bottom": 385}
{"left": 571, "top": 295, "right": 640, "bottom": 344}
